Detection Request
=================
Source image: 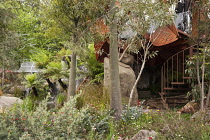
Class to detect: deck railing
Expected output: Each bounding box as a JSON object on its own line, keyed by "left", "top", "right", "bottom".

{"left": 161, "top": 45, "right": 196, "bottom": 95}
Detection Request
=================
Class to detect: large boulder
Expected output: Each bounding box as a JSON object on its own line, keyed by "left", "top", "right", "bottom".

{"left": 133, "top": 64, "right": 151, "bottom": 89}
{"left": 0, "top": 96, "right": 23, "bottom": 113}
{"left": 8, "top": 86, "right": 26, "bottom": 97}
{"left": 104, "top": 57, "right": 138, "bottom": 106}
{"left": 119, "top": 53, "right": 134, "bottom": 68}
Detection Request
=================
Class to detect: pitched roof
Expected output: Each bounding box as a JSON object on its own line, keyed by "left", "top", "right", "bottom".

{"left": 150, "top": 24, "right": 179, "bottom": 46}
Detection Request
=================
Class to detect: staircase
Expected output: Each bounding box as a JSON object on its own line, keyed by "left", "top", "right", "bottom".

{"left": 160, "top": 46, "right": 197, "bottom": 105}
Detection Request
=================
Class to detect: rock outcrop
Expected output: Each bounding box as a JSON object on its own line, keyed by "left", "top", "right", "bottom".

{"left": 120, "top": 53, "right": 134, "bottom": 68}
{"left": 104, "top": 57, "right": 138, "bottom": 106}
{"left": 0, "top": 96, "right": 23, "bottom": 113}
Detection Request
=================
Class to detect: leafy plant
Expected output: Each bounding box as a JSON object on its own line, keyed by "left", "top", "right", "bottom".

{"left": 79, "top": 83, "right": 109, "bottom": 109}
{"left": 24, "top": 73, "right": 41, "bottom": 88}
{"left": 30, "top": 49, "right": 51, "bottom": 69}
{"left": 84, "top": 44, "right": 104, "bottom": 84}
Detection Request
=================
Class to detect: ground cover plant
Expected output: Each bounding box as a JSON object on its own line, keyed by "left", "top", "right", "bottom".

{"left": 1, "top": 84, "right": 210, "bottom": 140}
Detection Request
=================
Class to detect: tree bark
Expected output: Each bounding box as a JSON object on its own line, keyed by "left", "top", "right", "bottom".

{"left": 46, "top": 78, "right": 58, "bottom": 96}
{"left": 205, "top": 83, "right": 210, "bottom": 108}
{"left": 128, "top": 50, "right": 147, "bottom": 108}
{"left": 32, "top": 86, "right": 38, "bottom": 97}
{"left": 196, "top": 49, "right": 203, "bottom": 110}
{"left": 201, "top": 49, "right": 205, "bottom": 110}
{"left": 58, "top": 78, "right": 68, "bottom": 90}
{"left": 109, "top": 0, "right": 122, "bottom": 119}
{"left": 68, "top": 52, "right": 77, "bottom": 99}
{"left": 1, "top": 67, "right": 4, "bottom": 88}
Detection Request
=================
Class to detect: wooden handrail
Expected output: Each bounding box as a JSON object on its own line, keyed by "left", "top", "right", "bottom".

{"left": 161, "top": 45, "right": 197, "bottom": 96}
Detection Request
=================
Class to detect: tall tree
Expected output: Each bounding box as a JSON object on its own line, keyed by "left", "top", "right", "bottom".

{"left": 0, "top": 0, "right": 19, "bottom": 69}
{"left": 0, "top": 0, "right": 20, "bottom": 87}
{"left": 186, "top": 0, "right": 210, "bottom": 110}
{"left": 113, "top": 0, "right": 173, "bottom": 107}
{"left": 42, "top": 0, "right": 109, "bottom": 99}
{"left": 13, "top": 0, "right": 63, "bottom": 60}
{"left": 108, "top": 0, "right": 122, "bottom": 119}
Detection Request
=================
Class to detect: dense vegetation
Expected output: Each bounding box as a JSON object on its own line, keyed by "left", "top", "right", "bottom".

{"left": 1, "top": 94, "right": 210, "bottom": 139}
{"left": 1, "top": 0, "right": 210, "bottom": 139}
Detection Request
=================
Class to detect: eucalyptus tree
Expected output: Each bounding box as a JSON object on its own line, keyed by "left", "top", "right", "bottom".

{"left": 0, "top": 0, "right": 64, "bottom": 89}
{"left": 41, "top": 0, "right": 109, "bottom": 99}
{"left": 107, "top": 0, "right": 122, "bottom": 119}
{"left": 13, "top": 0, "right": 63, "bottom": 60}
{"left": 0, "top": 0, "right": 20, "bottom": 87}
{"left": 113, "top": 0, "right": 173, "bottom": 107}
{"left": 0, "top": 0, "right": 19, "bottom": 68}
{"left": 186, "top": 0, "right": 210, "bottom": 110}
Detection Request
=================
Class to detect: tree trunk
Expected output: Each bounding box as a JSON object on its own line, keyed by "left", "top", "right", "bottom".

{"left": 1, "top": 67, "right": 4, "bottom": 88}
{"left": 205, "top": 83, "right": 210, "bottom": 108}
{"left": 46, "top": 78, "right": 58, "bottom": 96}
{"left": 109, "top": 0, "right": 122, "bottom": 119}
{"left": 128, "top": 51, "right": 147, "bottom": 108}
{"left": 58, "top": 79, "right": 68, "bottom": 90}
{"left": 32, "top": 86, "right": 38, "bottom": 97}
{"left": 196, "top": 52, "right": 203, "bottom": 110}
{"left": 68, "top": 52, "right": 77, "bottom": 99}
{"left": 200, "top": 49, "right": 205, "bottom": 111}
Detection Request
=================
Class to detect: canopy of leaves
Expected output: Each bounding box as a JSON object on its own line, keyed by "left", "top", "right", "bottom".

{"left": 116, "top": 0, "right": 173, "bottom": 52}
{"left": 41, "top": 0, "right": 110, "bottom": 52}
{"left": 0, "top": 0, "right": 20, "bottom": 70}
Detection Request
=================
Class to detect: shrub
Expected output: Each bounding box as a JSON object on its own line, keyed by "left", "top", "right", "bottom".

{"left": 0, "top": 94, "right": 112, "bottom": 139}
{"left": 79, "top": 83, "right": 110, "bottom": 109}
{"left": 149, "top": 110, "right": 210, "bottom": 140}
{"left": 1, "top": 93, "right": 210, "bottom": 139}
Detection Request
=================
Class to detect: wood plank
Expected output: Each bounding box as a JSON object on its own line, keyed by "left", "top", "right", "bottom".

{"left": 163, "top": 87, "right": 190, "bottom": 90}
{"left": 182, "top": 77, "right": 193, "bottom": 79}
{"left": 171, "top": 82, "right": 185, "bottom": 85}
{"left": 159, "top": 92, "right": 168, "bottom": 95}
{"left": 159, "top": 92, "right": 187, "bottom": 96}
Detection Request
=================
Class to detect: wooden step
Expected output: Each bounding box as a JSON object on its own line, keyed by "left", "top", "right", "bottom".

{"left": 171, "top": 82, "right": 185, "bottom": 85}
{"left": 182, "top": 77, "right": 193, "bottom": 79}
{"left": 159, "top": 92, "right": 167, "bottom": 95}
{"left": 155, "top": 95, "right": 188, "bottom": 100}
{"left": 163, "top": 87, "right": 190, "bottom": 90}
{"left": 159, "top": 92, "right": 187, "bottom": 96}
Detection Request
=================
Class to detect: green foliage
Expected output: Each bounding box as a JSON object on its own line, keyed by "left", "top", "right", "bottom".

{"left": 21, "top": 97, "right": 37, "bottom": 112}
{"left": 31, "top": 52, "right": 51, "bottom": 69}
{"left": 56, "top": 94, "right": 66, "bottom": 106}
{"left": 149, "top": 111, "right": 210, "bottom": 140}
{"left": 185, "top": 45, "right": 210, "bottom": 102}
{"left": 13, "top": 87, "right": 24, "bottom": 99}
{"left": 75, "top": 96, "right": 84, "bottom": 110}
{"left": 79, "top": 83, "right": 109, "bottom": 109}
{"left": 56, "top": 48, "right": 72, "bottom": 57}
{"left": 85, "top": 44, "right": 104, "bottom": 83}
{"left": 0, "top": 0, "right": 20, "bottom": 70}
{"left": 23, "top": 73, "right": 48, "bottom": 99}
{"left": 25, "top": 73, "right": 38, "bottom": 87}
{"left": 116, "top": 0, "right": 173, "bottom": 54}
{"left": 30, "top": 48, "right": 69, "bottom": 82}
{"left": 121, "top": 107, "right": 142, "bottom": 124}
{"left": 0, "top": 95, "right": 112, "bottom": 139}
{"left": 44, "top": 61, "right": 68, "bottom": 80}
{"left": 1, "top": 95, "right": 210, "bottom": 139}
